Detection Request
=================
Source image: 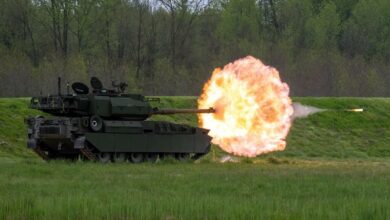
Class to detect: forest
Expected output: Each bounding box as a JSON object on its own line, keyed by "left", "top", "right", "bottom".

{"left": 0, "top": 0, "right": 389, "bottom": 97}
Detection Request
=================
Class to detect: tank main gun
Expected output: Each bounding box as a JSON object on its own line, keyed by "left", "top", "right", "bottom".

{"left": 152, "top": 108, "right": 215, "bottom": 115}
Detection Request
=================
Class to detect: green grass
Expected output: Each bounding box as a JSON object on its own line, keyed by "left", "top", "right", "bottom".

{"left": 0, "top": 98, "right": 41, "bottom": 158}
{"left": 283, "top": 97, "right": 390, "bottom": 159}
{"left": 1, "top": 159, "right": 390, "bottom": 219}
{"left": 1, "top": 97, "right": 390, "bottom": 219}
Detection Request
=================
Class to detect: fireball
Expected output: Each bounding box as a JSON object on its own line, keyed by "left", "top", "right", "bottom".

{"left": 198, "top": 56, "right": 293, "bottom": 157}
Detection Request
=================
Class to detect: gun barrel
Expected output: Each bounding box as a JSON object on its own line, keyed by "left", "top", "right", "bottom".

{"left": 154, "top": 108, "right": 215, "bottom": 115}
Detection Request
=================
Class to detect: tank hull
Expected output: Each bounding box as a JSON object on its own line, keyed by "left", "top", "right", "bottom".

{"left": 85, "top": 132, "right": 210, "bottom": 153}
{"left": 26, "top": 116, "right": 211, "bottom": 162}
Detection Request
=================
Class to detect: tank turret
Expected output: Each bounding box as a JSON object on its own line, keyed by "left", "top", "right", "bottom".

{"left": 26, "top": 77, "right": 214, "bottom": 163}
{"left": 30, "top": 77, "right": 214, "bottom": 120}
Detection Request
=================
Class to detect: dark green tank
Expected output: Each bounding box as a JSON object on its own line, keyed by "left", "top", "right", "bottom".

{"left": 26, "top": 77, "right": 214, "bottom": 163}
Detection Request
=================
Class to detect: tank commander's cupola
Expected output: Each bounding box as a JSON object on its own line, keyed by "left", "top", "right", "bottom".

{"left": 90, "top": 76, "right": 124, "bottom": 96}
{"left": 112, "top": 80, "right": 128, "bottom": 93}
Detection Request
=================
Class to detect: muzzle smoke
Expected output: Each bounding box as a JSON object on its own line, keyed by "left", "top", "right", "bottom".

{"left": 291, "top": 103, "right": 364, "bottom": 119}
{"left": 291, "top": 103, "right": 325, "bottom": 119}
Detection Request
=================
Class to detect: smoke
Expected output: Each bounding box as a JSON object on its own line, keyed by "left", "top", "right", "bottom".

{"left": 220, "top": 155, "right": 239, "bottom": 163}
{"left": 292, "top": 103, "right": 326, "bottom": 119}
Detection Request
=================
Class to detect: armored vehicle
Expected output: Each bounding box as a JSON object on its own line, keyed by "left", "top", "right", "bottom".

{"left": 26, "top": 77, "right": 214, "bottom": 163}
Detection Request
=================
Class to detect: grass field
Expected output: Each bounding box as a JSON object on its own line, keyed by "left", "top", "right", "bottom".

{"left": 0, "top": 97, "right": 390, "bottom": 219}
{"left": 1, "top": 159, "right": 390, "bottom": 219}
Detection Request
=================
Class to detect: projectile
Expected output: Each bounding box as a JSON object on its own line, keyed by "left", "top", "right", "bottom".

{"left": 344, "top": 108, "right": 364, "bottom": 112}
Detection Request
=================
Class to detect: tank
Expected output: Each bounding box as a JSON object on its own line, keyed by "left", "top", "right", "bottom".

{"left": 26, "top": 77, "right": 215, "bottom": 163}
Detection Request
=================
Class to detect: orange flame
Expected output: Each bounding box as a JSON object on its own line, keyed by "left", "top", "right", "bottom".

{"left": 198, "top": 56, "right": 294, "bottom": 157}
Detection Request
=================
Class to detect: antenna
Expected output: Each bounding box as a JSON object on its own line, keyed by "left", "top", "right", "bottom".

{"left": 58, "top": 77, "right": 62, "bottom": 96}
{"left": 66, "top": 82, "right": 70, "bottom": 95}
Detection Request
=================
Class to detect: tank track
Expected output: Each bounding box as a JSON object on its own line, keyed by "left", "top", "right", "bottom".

{"left": 79, "top": 151, "right": 207, "bottom": 163}
{"left": 32, "top": 151, "right": 207, "bottom": 163}
{"left": 31, "top": 144, "right": 208, "bottom": 163}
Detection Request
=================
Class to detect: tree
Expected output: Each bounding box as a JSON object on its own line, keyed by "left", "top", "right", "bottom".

{"left": 342, "top": 0, "right": 390, "bottom": 61}
{"left": 158, "top": 0, "right": 209, "bottom": 73}
{"left": 217, "top": 0, "right": 261, "bottom": 59}
{"left": 304, "top": 1, "right": 341, "bottom": 50}
{"left": 71, "top": 0, "right": 96, "bottom": 53}
{"left": 36, "top": 0, "right": 74, "bottom": 57}
{"left": 260, "top": 0, "right": 281, "bottom": 36}
{"left": 278, "top": 0, "right": 312, "bottom": 52}
{"left": 0, "top": 0, "right": 389, "bottom": 97}
{"left": 131, "top": 0, "right": 152, "bottom": 78}
{"left": 0, "top": 0, "right": 38, "bottom": 64}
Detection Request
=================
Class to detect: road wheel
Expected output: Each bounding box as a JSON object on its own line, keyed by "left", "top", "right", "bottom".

{"left": 144, "top": 153, "right": 158, "bottom": 163}
{"left": 129, "top": 153, "right": 144, "bottom": 163}
{"left": 175, "top": 153, "right": 190, "bottom": 161}
{"left": 90, "top": 115, "right": 103, "bottom": 132}
{"left": 113, "top": 153, "right": 127, "bottom": 163}
{"left": 98, "top": 152, "right": 111, "bottom": 163}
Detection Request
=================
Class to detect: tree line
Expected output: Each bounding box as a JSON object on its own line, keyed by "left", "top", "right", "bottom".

{"left": 0, "top": 0, "right": 389, "bottom": 97}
